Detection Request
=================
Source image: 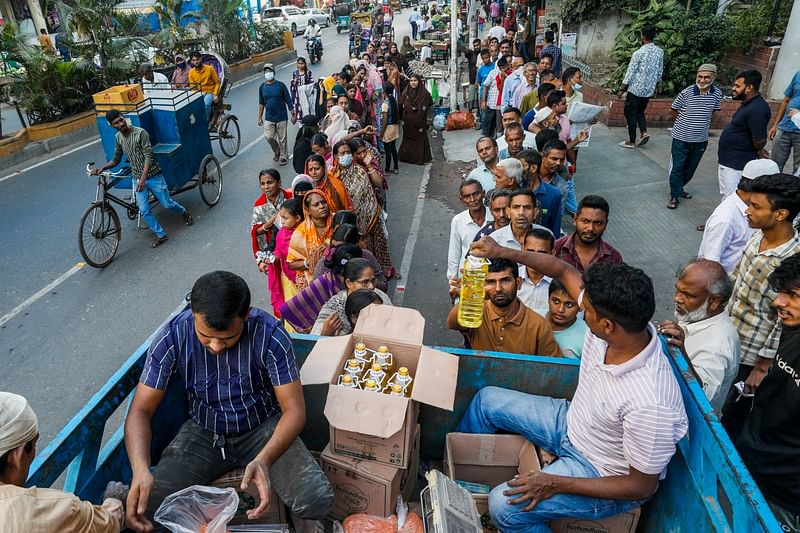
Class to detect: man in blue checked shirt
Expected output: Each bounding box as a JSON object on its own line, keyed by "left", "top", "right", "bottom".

{"left": 124, "top": 271, "right": 333, "bottom": 532}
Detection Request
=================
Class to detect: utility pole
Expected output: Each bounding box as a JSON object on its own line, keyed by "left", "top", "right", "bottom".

{"left": 450, "top": 0, "right": 459, "bottom": 109}
{"left": 768, "top": 0, "right": 799, "bottom": 100}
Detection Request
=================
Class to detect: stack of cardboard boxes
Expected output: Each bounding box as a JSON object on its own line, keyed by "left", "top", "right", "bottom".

{"left": 300, "top": 306, "right": 460, "bottom": 520}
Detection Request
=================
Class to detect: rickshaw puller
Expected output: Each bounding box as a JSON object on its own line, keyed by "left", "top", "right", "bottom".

{"left": 92, "top": 110, "right": 193, "bottom": 248}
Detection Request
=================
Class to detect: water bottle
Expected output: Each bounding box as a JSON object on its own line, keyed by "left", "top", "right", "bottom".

{"left": 457, "top": 256, "right": 490, "bottom": 328}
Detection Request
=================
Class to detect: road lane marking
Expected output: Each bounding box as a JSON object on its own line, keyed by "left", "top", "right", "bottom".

{"left": 0, "top": 262, "right": 86, "bottom": 328}
{"left": 393, "top": 163, "right": 431, "bottom": 306}
{"left": 0, "top": 139, "right": 101, "bottom": 183}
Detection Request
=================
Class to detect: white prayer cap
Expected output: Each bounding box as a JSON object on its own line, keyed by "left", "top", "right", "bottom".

{"left": 741, "top": 159, "right": 780, "bottom": 180}
{"left": 0, "top": 392, "right": 38, "bottom": 456}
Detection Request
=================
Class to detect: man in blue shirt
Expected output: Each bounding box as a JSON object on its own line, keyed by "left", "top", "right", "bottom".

{"left": 257, "top": 63, "right": 295, "bottom": 166}
{"left": 476, "top": 49, "right": 495, "bottom": 130}
{"left": 517, "top": 148, "right": 562, "bottom": 237}
{"left": 124, "top": 271, "right": 333, "bottom": 532}
{"left": 768, "top": 69, "right": 800, "bottom": 174}
{"left": 539, "top": 31, "right": 562, "bottom": 77}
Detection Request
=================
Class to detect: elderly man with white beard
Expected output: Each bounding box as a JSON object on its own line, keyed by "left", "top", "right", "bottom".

{"left": 658, "top": 259, "right": 740, "bottom": 414}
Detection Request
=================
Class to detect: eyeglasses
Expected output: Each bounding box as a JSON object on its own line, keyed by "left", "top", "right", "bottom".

{"left": 352, "top": 277, "right": 376, "bottom": 287}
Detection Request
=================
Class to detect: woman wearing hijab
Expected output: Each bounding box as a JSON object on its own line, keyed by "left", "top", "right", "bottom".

{"left": 400, "top": 36, "right": 415, "bottom": 59}
{"left": 398, "top": 73, "right": 434, "bottom": 165}
{"left": 387, "top": 42, "right": 408, "bottom": 73}
{"left": 290, "top": 56, "right": 314, "bottom": 119}
{"left": 292, "top": 114, "right": 319, "bottom": 174}
{"left": 324, "top": 105, "right": 350, "bottom": 140}
{"left": 287, "top": 189, "right": 334, "bottom": 286}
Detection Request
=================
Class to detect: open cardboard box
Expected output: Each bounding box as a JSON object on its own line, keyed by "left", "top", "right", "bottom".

{"left": 322, "top": 424, "right": 421, "bottom": 520}
{"left": 212, "top": 468, "right": 286, "bottom": 526}
{"left": 444, "top": 433, "right": 540, "bottom": 532}
{"left": 301, "top": 305, "right": 459, "bottom": 468}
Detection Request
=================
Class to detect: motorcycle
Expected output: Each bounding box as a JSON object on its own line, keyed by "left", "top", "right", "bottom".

{"left": 306, "top": 36, "right": 323, "bottom": 63}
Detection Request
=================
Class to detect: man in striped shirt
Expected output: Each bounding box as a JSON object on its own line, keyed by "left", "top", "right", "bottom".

{"left": 93, "top": 110, "right": 192, "bottom": 248}
{"left": 459, "top": 237, "right": 688, "bottom": 530}
{"left": 124, "top": 271, "right": 333, "bottom": 531}
{"left": 666, "top": 64, "right": 723, "bottom": 209}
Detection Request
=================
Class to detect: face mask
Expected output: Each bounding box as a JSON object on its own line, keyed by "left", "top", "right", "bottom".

{"left": 265, "top": 72, "right": 275, "bottom": 81}
{"left": 573, "top": 83, "right": 582, "bottom": 91}
{"left": 177, "top": 61, "right": 186, "bottom": 69}
{"left": 338, "top": 153, "right": 353, "bottom": 167}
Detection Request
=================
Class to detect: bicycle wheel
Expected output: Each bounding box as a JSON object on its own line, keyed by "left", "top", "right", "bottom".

{"left": 78, "top": 202, "right": 121, "bottom": 268}
{"left": 217, "top": 114, "right": 241, "bottom": 157}
{"left": 198, "top": 154, "right": 223, "bottom": 206}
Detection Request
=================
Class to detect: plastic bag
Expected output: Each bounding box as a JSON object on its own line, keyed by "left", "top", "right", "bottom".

{"left": 445, "top": 110, "right": 476, "bottom": 131}
{"left": 154, "top": 485, "right": 239, "bottom": 533}
{"left": 341, "top": 496, "right": 423, "bottom": 533}
{"left": 432, "top": 114, "right": 447, "bottom": 131}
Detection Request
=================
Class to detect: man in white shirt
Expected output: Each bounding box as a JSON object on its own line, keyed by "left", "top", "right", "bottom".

{"left": 488, "top": 23, "right": 506, "bottom": 41}
{"left": 140, "top": 62, "right": 169, "bottom": 90}
{"left": 448, "top": 179, "right": 489, "bottom": 294}
{"left": 518, "top": 227, "right": 554, "bottom": 313}
{"left": 460, "top": 238, "right": 688, "bottom": 530}
{"left": 409, "top": 7, "right": 421, "bottom": 40}
{"left": 303, "top": 19, "right": 322, "bottom": 49}
{"left": 698, "top": 158, "right": 780, "bottom": 273}
{"left": 658, "top": 259, "right": 740, "bottom": 414}
{"left": 468, "top": 136, "right": 500, "bottom": 192}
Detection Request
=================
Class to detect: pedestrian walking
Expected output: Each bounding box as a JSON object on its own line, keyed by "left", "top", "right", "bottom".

{"left": 666, "top": 64, "right": 723, "bottom": 209}
{"left": 409, "top": 7, "right": 420, "bottom": 40}
{"left": 617, "top": 25, "right": 663, "bottom": 149}
{"left": 717, "top": 70, "right": 771, "bottom": 198}
{"left": 258, "top": 63, "right": 296, "bottom": 166}
{"left": 92, "top": 110, "right": 192, "bottom": 248}
{"left": 768, "top": 68, "right": 800, "bottom": 174}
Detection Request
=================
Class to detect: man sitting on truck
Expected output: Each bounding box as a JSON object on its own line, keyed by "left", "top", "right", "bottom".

{"left": 0, "top": 392, "right": 124, "bottom": 532}
{"left": 736, "top": 253, "right": 800, "bottom": 532}
{"left": 458, "top": 237, "right": 689, "bottom": 530}
{"left": 123, "top": 271, "right": 333, "bottom": 532}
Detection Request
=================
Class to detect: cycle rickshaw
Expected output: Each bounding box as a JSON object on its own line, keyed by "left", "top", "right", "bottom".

{"left": 80, "top": 81, "right": 224, "bottom": 268}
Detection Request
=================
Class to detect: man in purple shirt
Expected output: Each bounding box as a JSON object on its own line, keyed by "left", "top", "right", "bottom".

{"left": 554, "top": 195, "right": 623, "bottom": 273}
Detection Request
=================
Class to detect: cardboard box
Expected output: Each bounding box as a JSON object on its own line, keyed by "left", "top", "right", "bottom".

{"left": 322, "top": 424, "right": 420, "bottom": 520}
{"left": 549, "top": 508, "right": 641, "bottom": 533}
{"left": 93, "top": 84, "right": 145, "bottom": 107}
{"left": 444, "top": 433, "right": 541, "bottom": 533}
{"left": 211, "top": 468, "right": 287, "bottom": 526}
{"left": 301, "top": 305, "right": 459, "bottom": 469}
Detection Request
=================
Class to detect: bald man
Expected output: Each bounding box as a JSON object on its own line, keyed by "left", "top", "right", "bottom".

{"left": 658, "top": 259, "right": 740, "bottom": 413}
{"left": 0, "top": 392, "right": 124, "bottom": 532}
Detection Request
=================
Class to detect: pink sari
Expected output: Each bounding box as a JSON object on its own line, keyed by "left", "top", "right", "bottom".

{"left": 269, "top": 226, "right": 299, "bottom": 316}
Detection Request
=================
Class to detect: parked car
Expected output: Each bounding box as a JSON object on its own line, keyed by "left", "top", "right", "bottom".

{"left": 261, "top": 6, "right": 311, "bottom": 36}
{"left": 303, "top": 8, "right": 331, "bottom": 27}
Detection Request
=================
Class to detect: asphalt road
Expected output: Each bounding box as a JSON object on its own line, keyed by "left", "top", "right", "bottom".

{"left": 0, "top": 11, "right": 463, "bottom": 444}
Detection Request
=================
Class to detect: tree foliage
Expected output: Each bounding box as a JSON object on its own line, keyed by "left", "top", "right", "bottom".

{"left": 725, "top": 0, "right": 792, "bottom": 51}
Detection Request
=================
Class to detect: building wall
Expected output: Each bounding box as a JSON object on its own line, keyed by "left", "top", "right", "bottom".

{"left": 576, "top": 12, "right": 627, "bottom": 60}
{"left": 768, "top": 0, "right": 800, "bottom": 100}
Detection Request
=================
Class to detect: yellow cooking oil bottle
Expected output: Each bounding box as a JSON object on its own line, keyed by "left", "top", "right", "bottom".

{"left": 361, "top": 362, "right": 388, "bottom": 389}
{"left": 363, "top": 378, "right": 382, "bottom": 393}
{"left": 457, "top": 256, "right": 491, "bottom": 328}
{"left": 343, "top": 358, "right": 364, "bottom": 379}
{"left": 386, "top": 366, "right": 414, "bottom": 396}
{"left": 352, "top": 342, "right": 371, "bottom": 365}
{"left": 372, "top": 345, "right": 395, "bottom": 375}
{"left": 337, "top": 374, "right": 361, "bottom": 389}
{"left": 384, "top": 382, "right": 408, "bottom": 397}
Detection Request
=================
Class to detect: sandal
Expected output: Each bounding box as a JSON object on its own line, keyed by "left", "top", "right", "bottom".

{"left": 638, "top": 133, "right": 650, "bottom": 146}
{"left": 667, "top": 198, "right": 678, "bottom": 209}
{"left": 696, "top": 224, "right": 706, "bottom": 232}
{"left": 279, "top": 158, "right": 288, "bottom": 166}
{"left": 150, "top": 235, "right": 169, "bottom": 248}
{"left": 680, "top": 192, "right": 692, "bottom": 199}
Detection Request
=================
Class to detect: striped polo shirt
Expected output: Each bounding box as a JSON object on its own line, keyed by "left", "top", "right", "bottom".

{"left": 141, "top": 307, "right": 299, "bottom": 436}
{"left": 670, "top": 84, "right": 723, "bottom": 143}
{"left": 112, "top": 127, "right": 162, "bottom": 179}
{"left": 567, "top": 323, "right": 688, "bottom": 477}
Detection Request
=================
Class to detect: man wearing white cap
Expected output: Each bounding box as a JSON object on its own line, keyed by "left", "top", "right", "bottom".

{"left": 698, "top": 158, "right": 780, "bottom": 274}
{"left": 0, "top": 392, "right": 124, "bottom": 532}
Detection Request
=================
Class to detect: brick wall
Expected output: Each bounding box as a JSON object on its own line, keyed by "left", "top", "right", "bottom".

{"left": 722, "top": 47, "right": 778, "bottom": 89}
{"left": 581, "top": 82, "right": 781, "bottom": 129}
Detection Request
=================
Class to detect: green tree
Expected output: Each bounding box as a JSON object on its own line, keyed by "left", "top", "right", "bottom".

{"left": 186, "top": 0, "right": 249, "bottom": 62}
{"left": 152, "top": 0, "right": 191, "bottom": 52}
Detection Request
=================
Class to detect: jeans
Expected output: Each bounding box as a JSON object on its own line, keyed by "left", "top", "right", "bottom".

{"left": 668, "top": 138, "right": 707, "bottom": 198}
{"left": 548, "top": 173, "right": 577, "bottom": 216}
{"left": 202, "top": 93, "right": 214, "bottom": 122}
{"left": 145, "top": 415, "right": 334, "bottom": 530}
{"left": 384, "top": 139, "right": 398, "bottom": 170}
{"left": 456, "top": 387, "right": 644, "bottom": 532}
{"left": 411, "top": 21, "right": 418, "bottom": 40}
{"left": 482, "top": 107, "right": 498, "bottom": 138}
{"left": 771, "top": 129, "right": 800, "bottom": 174}
{"left": 623, "top": 93, "right": 650, "bottom": 143}
{"left": 135, "top": 174, "right": 186, "bottom": 238}
{"left": 518, "top": 42, "right": 530, "bottom": 63}
{"left": 263, "top": 120, "right": 288, "bottom": 160}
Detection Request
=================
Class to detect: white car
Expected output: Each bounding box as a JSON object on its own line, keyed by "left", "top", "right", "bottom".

{"left": 261, "top": 6, "right": 312, "bottom": 36}
{"left": 303, "top": 8, "right": 330, "bottom": 28}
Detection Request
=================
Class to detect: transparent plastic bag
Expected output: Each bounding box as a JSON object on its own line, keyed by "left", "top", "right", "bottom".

{"left": 154, "top": 485, "right": 239, "bottom": 533}
{"left": 341, "top": 496, "right": 423, "bottom": 533}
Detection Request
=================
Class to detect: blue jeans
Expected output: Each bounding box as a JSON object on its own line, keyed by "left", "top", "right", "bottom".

{"left": 549, "top": 173, "right": 577, "bottom": 216}
{"left": 668, "top": 138, "right": 707, "bottom": 198}
{"left": 456, "top": 387, "right": 644, "bottom": 533}
{"left": 202, "top": 93, "right": 214, "bottom": 122}
{"left": 135, "top": 174, "right": 186, "bottom": 238}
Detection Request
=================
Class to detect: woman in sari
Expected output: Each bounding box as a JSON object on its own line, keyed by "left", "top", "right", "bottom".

{"left": 398, "top": 73, "right": 434, "bottom": 165}
{"left": 313, "top": 222, "right": 388, "bottom": 292}
{"left": 287, "top": 189, "right": 334, "bottom": 286}
{"left": 330, "top": 140, "right": 395, "bottom": 278}
{"left": 290, "top": 57, "right": 314, "bottom": 119}
{"left": 351, "top": 137, "right": 387, "bottom": 207}
{"left": 306, "top": 153, "right": 352, "bottom": 212}
{"left": 310, "top": 133, "right": 333, "bottom": 168}
{"left": 250, "top": 169, "right": 292, "bottom": 260}
{"left": 279, "top": 244, "right": 362, "bottom": 333}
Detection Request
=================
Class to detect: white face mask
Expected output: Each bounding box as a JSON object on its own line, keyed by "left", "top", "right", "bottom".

{"left": 338, "top": 153, "right": 353, "bottom": 167}
{"left": 264, "top": 71, "right": 275, "bottom": 82}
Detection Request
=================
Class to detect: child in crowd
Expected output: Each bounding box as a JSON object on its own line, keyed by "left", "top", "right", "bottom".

{"left": 269, "top": 198, "right": 306, "bottom": 318}
{"left": 540, "top": 278, "right": 588, "bottom": 358}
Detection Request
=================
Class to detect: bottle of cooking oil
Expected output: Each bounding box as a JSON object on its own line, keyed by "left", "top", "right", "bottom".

{"left": 337, "top": 374, "right": 361, "bottom": 389}
{"left": 457, "top": 256, "right": 490, "bottom": 328}
{"left": 353, "top": 342, "right": 371, "bottom": 365}
{"left": 343, "top": 358, "right": 364, "bottom": 379}
{"left": 361, "top": 362, "right": 387, "bottom": 389}
{"left": 363, "top": 378, "right": 382, "bottom": 392}
{"left": 384, "top": 382, "right": 408, "bottom": 397}
{"left": 387, "top": 366, "right": 413, "bottom": 396}
{"left": 372, "top": 345, "right": 395, "bottom": 375}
